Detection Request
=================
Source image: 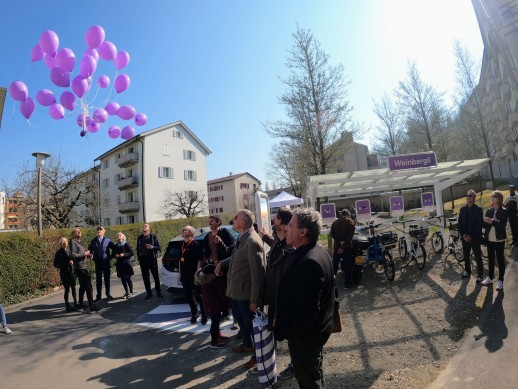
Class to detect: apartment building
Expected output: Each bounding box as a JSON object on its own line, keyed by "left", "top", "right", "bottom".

{"left": 207, "top": 172, "right": 261, "bottom": 217}
{"left": 95, "top": 121, "right": 211, "bottom": 226}
{"left": 3, "top": 192, "right": 26, "bottom": 229}
{"left": 69, "top": 167, "right": 100, "bottom": 227}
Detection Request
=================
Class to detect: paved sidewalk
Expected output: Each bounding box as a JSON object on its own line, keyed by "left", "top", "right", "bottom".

{"left": 429, "top": 247, "right": 518, "bottom": 389}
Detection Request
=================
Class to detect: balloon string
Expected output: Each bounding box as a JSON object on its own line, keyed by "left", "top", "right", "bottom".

{"left": 104, "top": 67, "right": 119, "bottom": 104}
{"left": 21, "top": 63, "right": 31, "bottom": 82}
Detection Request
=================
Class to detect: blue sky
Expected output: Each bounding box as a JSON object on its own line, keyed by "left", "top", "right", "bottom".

{"left": 0, "top": 0, "right": 483, "bottom": 189}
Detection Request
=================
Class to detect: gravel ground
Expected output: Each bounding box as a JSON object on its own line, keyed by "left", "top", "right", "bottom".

{"left": 200, "top": 247, "right": 494, "bottom": 389}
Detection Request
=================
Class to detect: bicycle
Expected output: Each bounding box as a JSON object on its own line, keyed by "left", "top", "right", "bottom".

{"left": 354, "top": 222, "right": 397, "bottom": 281}
{"left": 444, "top": 218, "right": 463, "bottom": 262}
{"left": 393, "top": 220, "right": 427, "bottom": 270}
{"left": 423, "top": 215, "right": 445, "bottom": 254}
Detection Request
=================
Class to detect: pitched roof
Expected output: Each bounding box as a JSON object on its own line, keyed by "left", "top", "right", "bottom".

{"left": 207, "top": 172, "right": 261, "bottom": 185}
{"left": 94, "top": 120, "right": 211, "bottom": 161}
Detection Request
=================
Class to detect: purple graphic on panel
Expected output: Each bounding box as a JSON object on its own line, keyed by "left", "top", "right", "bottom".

{"left": 390, "top": 196, "right": 405, "bottom": 217}
{"left": 387, "top": 152, "right": 437, "bottom": 171}
{"left": 355, "top": 199, "right": 371, "bottom": 220}
{"left": 320, "top": 203, "right": 336, "bottom": 219}
{"left": 421, "top": 192, "right": 434, "bottom": 210}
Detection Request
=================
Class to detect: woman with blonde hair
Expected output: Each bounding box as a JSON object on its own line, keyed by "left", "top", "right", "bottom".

{"left": 482, "top": 190, "right": 509, "bottom": 290}
{"left": 53, "top": 236, "right": 79, "bottom": 311}
{"left": 111, "top": 232, "right": 135, "bottom": 298}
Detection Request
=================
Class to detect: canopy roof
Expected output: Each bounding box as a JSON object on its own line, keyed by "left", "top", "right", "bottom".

{"left": 269, "top": 191, "right": 303, "bottom": 207}
{"left": 307, "top": 158, "right": 490, "bottom": 216}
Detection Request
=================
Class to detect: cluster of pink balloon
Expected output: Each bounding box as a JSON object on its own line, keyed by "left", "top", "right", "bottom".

{"left": 8, "top": 25, "right": 147, "bottom": 140}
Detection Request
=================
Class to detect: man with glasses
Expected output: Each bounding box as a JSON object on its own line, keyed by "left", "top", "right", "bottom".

{"left": 458, "top": 190, "right": 484, "bottom": 282}
{"left": 215, "top": 209, "right": 265, "bottom": 370}
{"left": 137, "top": 223, "right": 163, "bottom": 299}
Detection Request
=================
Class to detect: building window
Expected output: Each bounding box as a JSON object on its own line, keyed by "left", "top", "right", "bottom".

{"left": 127, "top": 215, "right": 137, "bottom": 224}
{"left": 183, "top": 150, "right": 196, "bottom": 161}
{"left": 114, "top": 173, "right": 122, "bottom": 182}
{"left": 172, "top": 129, "right": 183, "bottom": 139}
{"left": 103, "top": 218, "right": 111, "bottom": 226}
{"left": 158, "top": 166, "right": 174, "bottom": 179}
{"left": 240, "top": 183, "right": 249, "bottom": 189}
{"left": 162, "top": 145, "right": 170, "bottom": 156}
{"left": 102, "top": 178, "right": 110, "bottom": 189}
{"left": 219, "top": 208, "right": 223, "bottom": 212}
{"left": 103, "top": 159, "right": 109, "bottom": 169}
{"left": 185, "top": 190, "right": 197, "bottom": 198}
{"left": 184, "top": 170, "right": 197, "bottom": 181}
{"left": 116, "top": 216, "right": 124, "bottom": 225}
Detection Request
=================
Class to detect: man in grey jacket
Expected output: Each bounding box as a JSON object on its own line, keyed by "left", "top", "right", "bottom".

{"left": 215, "top": 209, "right": 265, "bottom": 370}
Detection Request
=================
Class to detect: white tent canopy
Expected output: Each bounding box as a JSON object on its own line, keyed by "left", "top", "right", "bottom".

{"left": 306, "top": 158, "right": 490, "bottom": 217}
{"left": 269, "top": 191, "right": 303, "bottom": 208}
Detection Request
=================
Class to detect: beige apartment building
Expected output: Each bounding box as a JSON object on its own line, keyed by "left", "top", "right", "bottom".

{"left": 207, "top": 172, "right": 261, "bottom": 217}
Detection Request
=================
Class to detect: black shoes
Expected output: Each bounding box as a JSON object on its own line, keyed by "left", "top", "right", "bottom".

{"left": 107, "top": 295, "right": 114, "bottom": 301}
{"left": 93, "top": 297, "right": 102, "bottom": 304}
{"left": 145, "top": 293, "right": 153, "bottom": 300}
{"left": 157, "top": 292, "right": 164, "bottom": 298}
{"left": 201, "top": 316, "right": 208, "bottom": 325}
{"left": 191, "top": 313, "right": 199, "bottom": 324}
{"left": 90, "top": 305, "right": 102, "bottom": 312}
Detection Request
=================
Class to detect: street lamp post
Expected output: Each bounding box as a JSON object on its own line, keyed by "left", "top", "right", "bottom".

{"left": 32, "top": 152, "right": 50, "bottom": 236}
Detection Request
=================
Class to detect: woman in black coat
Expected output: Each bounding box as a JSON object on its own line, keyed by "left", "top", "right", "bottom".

{"left": 53, "top": 237, "right": 79, "bottom": 311}
{"left": 112, "top": 232, "right": 135, "bottom": 298}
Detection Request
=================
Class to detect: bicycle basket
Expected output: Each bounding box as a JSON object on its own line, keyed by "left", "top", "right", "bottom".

{"left": 377, "top": 232, "right": 398, "bottom": 246}
{"left": 409, "top": 227, "right": 429, "bottom": 240}
{"left": 449, "top": 221, "right": 459, "bottom": 231}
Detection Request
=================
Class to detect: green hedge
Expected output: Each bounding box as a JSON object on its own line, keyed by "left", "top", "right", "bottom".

{"left": 0, "top": 216, "right": 208, "bottom": 305}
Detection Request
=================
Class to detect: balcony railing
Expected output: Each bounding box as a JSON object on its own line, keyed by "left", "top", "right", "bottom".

{"left": 117, "top": 152, "right": 139, "bottom": 167}
{"left": 117, "top": 176, "right": 139, "bottom": 190}
{"left": 118, "top": 201, "right": 140, "bottom": 213}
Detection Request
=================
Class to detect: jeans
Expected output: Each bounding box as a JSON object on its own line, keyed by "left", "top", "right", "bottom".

{"left": 121, "top": 277, "right": 133, "bottom": 294}
{"left": 139, "top": 260, "right": 161, "bottom": 294}
{"left": 288, "top": 337, "right": 325, "bottom": 389}
{"left": 231, "top": 299, "right": 254, "bottom": 347}
{"left": 95, "top": 260, "right": 111, "bottom": 298}
{"left": 0, "top": 304, "right": 7, "bottom": 327}
{"left": 487, "top": 241, "right": 506, "bottom": 281}
{"left": 76, "top": 269, "right": 94, "bottom": 305}
{"left": 462, "top": 239, "right": 483, "bottom": 277}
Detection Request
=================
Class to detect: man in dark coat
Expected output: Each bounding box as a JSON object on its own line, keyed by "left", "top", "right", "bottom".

{"left": 88, "top": 226, "right": 113, "bottom": 302}
{"left": 329, "top": 209, "right": 356, "bottom": 288}
{"left": 136, "top": 223, "right": 163, "bottom": 299}
{"left": 458, "top": 190, "right": 484, "bottom": 281}
{"left": 505, "top": 184, "right": 518, "bottom": 246}
{"left": 275, "top": 208, "right": 334, "bottom": 388}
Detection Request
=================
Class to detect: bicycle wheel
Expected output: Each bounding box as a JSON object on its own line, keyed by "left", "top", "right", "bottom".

{"left": 431, "top": 232, "right": 443, "bottom": 254}
{"left": 398, "top": 237, "right": 408, "bottom": 259}
{"left": 453, "top": 239, "right": 463, "bottom": 262}
{"left": 413, "top": 243, "right": 426, "bottom": 270}
{"left": 383, "top": 251, "right": 395, "bottom": 281}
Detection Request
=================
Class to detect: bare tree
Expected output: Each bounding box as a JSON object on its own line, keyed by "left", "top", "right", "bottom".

{"left": 263, "top": 25, "right": 357, "bottom": 181}
{"left": 453, "top": 40, "right": 511, "bottom": 185}
{"left": 265, "top": 141, "right": 305, "bottom": 197}
{"left": 372, "top": 93, "right": 406, "bottom": 157}
{"left": 161, "top": 190, "right": 206, "bottom": 218}
{"left": 8, "top": 157, "right": 99, "bottom": 229}
{"left": 395, "top": 60, "right": 447, "bottom": 155}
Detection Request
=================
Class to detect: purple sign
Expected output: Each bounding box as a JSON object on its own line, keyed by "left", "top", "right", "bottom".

{"left": 320, "top": 203, "right": 336, "bottom": 221}
{"left": 390, "top": 195, "right": 404, "bottom": 217}
{"left": 387, "top": 152, "right": 437, "bottom": 171}
{"left": 355, "top": 199, "right": 371, "bottom": 220}
{"left": 421, "top": 192, "right": 435, "bottom": 210}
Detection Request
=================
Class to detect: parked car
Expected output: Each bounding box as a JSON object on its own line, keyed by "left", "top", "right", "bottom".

{"left": 161, "top": 225, "right": 238, "bottom": 291}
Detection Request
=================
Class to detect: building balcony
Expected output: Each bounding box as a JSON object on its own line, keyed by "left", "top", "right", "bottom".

{"left": 117, "top": 152, "right": 139, "bottom": 167}
{"left": 117, "top": 176, "right": 139, "bottom": 190}
{"left": 118, "top": 201, "right": 140, "bottom": 213}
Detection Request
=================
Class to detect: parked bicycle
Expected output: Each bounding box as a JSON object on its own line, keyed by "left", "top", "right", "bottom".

{"left": 422, "top": 215, "right": 445, "bottom": 254}
{"left": 393, "top": 220, "right": 427, "bottom": 270}
{"left": 444, "top": 217, "right": 463, "bottom": 262}
{"left": 353, "top": 222, "right": 397, "bottom": 281}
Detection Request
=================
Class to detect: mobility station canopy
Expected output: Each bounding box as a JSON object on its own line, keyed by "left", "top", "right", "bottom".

{"left": 306, "top": 158, "right": 490, "bottom": 217}
{"left": 269, "top": 191, "right": 304, "bottom": 208}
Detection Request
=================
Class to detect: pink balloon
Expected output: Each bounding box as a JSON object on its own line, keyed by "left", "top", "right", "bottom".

{"left": 115, "top": 50, "right": 130, "bottom": 70}
{"left": 31, "top": 44, "right": 44, "bottom": 62}
{"left": 84, "top": 48, "right": 99, "bottom": 62}
{"left": 9, "top": 81, "right": 28, "bottom": 102}
{"left": 80, "top": 55, "right": 97, "bottom": 77}
{"left": 55, "top": 48, "right": 76, "bottom": 72}
{"left": 86, "top": 118, "right": 99, "bottom": 133}
{"left": 121, "top": 126, "right": 135, "bottom": 140}
{"left": 105, "top": 102, "right": 120, "bottom": 115}
{"left": 49, "top": 103, "right": 65, "bottom": 119}
{"left": 77, "top": 113, "right": 88, "bottom": 128}
{"left": 108, "top": 126, "right": 121, "bottom": 139}
{"left": 50, "top": 67, "right": 70, "bottom": 88}
{"left": 114, "top": 74, "right": 130, "bottom": 93}
{"left": 98, "top": 41, "right": 117, "bottom": 60}
{"left": 97, "top": 74, "right": 110, "bottom": 88}
{"left": 20, "top": 97, "right": 36, "bottom": 119}
{"left": 117, "top": 105, "right": 136, "bottom": 120}
{"left": 85, "top": 25, "right": 105, "bottom": 49}
{"left": 72, "top": 75, "right": 90, "bottom": 98}
{"left": 134, "top": 113, "right": 148, "bottom": 126}
{"left": 93, "top": 108, "right": 108, "bottom": 123}
{"left": 36, "top": 89, "right": 56, "bottom": 106}
{"left": 39, "top": 30, "right": 59, "bottom": 55}
{"left": 60, "top": 91, "right": 75, "bottom": 111}
{"left": 44, "top": 53, "right": 56, "bottom": 70}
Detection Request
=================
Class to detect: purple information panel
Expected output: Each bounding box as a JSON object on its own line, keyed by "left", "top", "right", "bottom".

{"left": 390, "top": 196, "right": 405, "bottom": 217}
{"left": 320, "top": 203, "right": 336, "bottom": 225}
{"left": 387, "top": 152, "right": 437, "bottom": 171}
{"left": 355, "top": 199, "right": 371, "bottom": 220}
{"left": 421, "top": 192, "right": 435, "bottom": 211}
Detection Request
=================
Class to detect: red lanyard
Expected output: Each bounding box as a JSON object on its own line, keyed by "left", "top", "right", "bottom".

{"left": 181, "top": 239, "right": 193, "bottom": 258}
